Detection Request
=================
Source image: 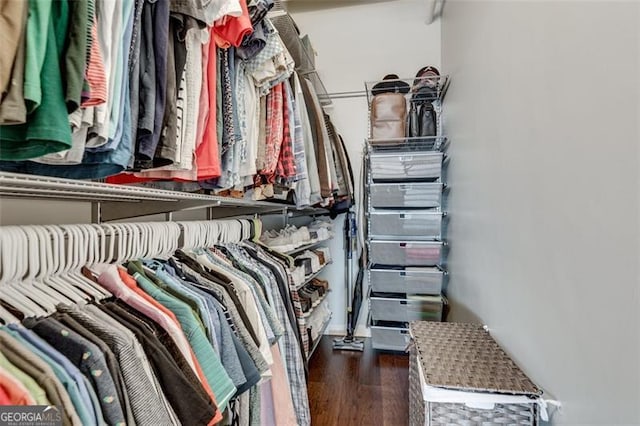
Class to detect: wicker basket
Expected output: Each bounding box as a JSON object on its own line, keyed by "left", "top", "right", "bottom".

{"left": 409, "top": 322, "right": 542, "bottom": 426}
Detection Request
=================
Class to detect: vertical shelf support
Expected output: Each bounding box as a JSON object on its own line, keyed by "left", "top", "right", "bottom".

{"left": 91, "top": 201, "right": 102, "bottom": 224}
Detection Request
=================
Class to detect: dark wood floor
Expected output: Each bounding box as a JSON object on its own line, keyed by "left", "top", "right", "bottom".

{"left": 308, "top": 336, "right": 409, "bottom": 426}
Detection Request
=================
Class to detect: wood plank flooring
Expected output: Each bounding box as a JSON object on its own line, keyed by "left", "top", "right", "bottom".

{"left": 307, "top": 336, "right": 409, "bottom": 426}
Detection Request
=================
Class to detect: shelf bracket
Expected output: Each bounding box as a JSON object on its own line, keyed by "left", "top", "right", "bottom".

{"left": 91, "top": 201, "right": 102, "bottom": 224}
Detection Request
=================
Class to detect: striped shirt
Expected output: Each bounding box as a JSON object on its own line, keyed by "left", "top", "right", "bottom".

{"left": 57, "top": 305, "right": 175, "bottom": 426}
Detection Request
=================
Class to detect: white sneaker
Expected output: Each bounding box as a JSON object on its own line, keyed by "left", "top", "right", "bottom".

{"left": 296, "top": 226, "right": 311, "bottom": 245}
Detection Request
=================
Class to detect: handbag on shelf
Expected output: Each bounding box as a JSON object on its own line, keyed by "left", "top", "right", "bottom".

{"left": 370, "top": 92, "right": 407, "bottom": 141}
{"left": 408, "top": 100, "right": 437, "bottom": 138}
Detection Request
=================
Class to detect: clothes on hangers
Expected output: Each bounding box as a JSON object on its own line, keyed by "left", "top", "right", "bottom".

{"left": 0, "top": 228, "right": 315, "bottom": 426}
{"left": 0, "top": 0, "right": 353, "bottom": 210}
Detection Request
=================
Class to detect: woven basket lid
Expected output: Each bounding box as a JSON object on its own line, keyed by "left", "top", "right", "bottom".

{"left": 410, "top": 321, "right": 542, "bottom": 396}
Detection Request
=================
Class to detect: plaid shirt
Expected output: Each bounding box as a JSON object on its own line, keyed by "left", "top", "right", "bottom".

{"left": 276, "top": 82, "right": 297, "bottom": 181}
{"left": 239, "top": 242, "right": 311, "bottom": 426}
{"left": 261, "top": 83, "right": 284, "bottom": 180}
{"left": 212, "top": 245, "right": 285, "bottom": 342}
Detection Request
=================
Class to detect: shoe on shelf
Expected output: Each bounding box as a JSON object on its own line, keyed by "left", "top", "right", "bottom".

{"left": 294, "top": 257, "right": 313, "bottom": 276}
{"left": 311, "top": 278, "right": 329, "bottom": 293}
{"left": 299, "top": 286, "right": 320, "bottom": 306}
{"left": 292, "top": 266, "right": 306, "bottom": 286}
{"left": 295, "top": 226, "right": 311, "bottom": 245}
{"left": 312, "top": 249, "right": 326, "bottom": 265}
{"left": 299, "top": 294, "right": 311, "bottom": 313}
{"left": 315, "top": 247, "right": 332, "bottom": 263}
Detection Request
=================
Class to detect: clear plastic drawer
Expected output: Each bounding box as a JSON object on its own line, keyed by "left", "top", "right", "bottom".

{"left": 369, "top": 151, "right": 444, "bottom": 181}
{"left": 369, "top": 182, "right": 444, "bottom": 209}
{"left": 370, "top": 293, "right": 444, "bottom": 323}
{"left": 368, "top": 240, "right": 445, "bottom": 266}
{"left": 370, "top": 320, "right": 411, "bottom": 352}
{"left": 369, "top": 211, "right": 444, "bottom": 240}
{"left": 368, "top": 267, "right": 445, "bottom": 295}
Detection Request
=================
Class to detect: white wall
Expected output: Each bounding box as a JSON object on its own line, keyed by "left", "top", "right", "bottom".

{"left": 441, "top": 1, "right": 640, "bottom": 424}
{"left": 288, "top": 0, "right": 442, "bottom": 336}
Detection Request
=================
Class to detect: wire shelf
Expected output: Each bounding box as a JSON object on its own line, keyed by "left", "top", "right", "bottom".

{"left": 366, "top": 136, "right": 449, "bottom": 153}
{"left": 365, "top": 75, "right": 450, "bottom": 105}
{"left": 308, "top": 314, "right": 332, "bottom": 359}
{"left": 0, "top": 172, "right": 327, "bottom": 222}
{"left": 301, "top": 291, "right": 330, "bottom": 319}
{"left": 296, "top": 261, "right": 333, "bottom": 291}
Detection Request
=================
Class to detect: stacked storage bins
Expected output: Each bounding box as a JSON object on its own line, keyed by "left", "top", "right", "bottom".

{"left": 365, "top": 75, "right": 450, "bottom": 351}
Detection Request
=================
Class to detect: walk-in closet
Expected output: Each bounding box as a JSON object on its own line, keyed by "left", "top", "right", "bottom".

{"left": 0, "top": 0, "right": 638, "bottom": 425}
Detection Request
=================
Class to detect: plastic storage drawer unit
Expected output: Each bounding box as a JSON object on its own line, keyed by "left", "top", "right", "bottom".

{"left": 369, "top": 152, "right": 444, "bottom": 181}
{"left": 370, "top": 293, "right": 444, "bottom": 323}
{"left": 369, "top": 182, "right": 444, "bottom": 209}
{"left": 369, "top": 211, "right": 444, "bottom": 240}
{"left": 369, "top": 267, "right": 445, "bottom": 295}
{"left": 370, "top": 320, "right": 411, "bottom": 351}
{"left": 369, "top": 240, "right": 445, "bottom": 266}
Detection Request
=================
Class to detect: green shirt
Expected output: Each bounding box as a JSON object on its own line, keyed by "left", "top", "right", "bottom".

{"left": 0, "top": 352, "right": 50, "bottom": 405}
{"left": 0, "top": 0, "right": 72, "bottom": 160}
{"left": 63, "top": 0, "right": 90, "bottom": 112}
{"left": 23, "top": 0, "right": 52, "bottom": 112}
{"left": 132, "top": 271, "right": 237, "bottom": 411}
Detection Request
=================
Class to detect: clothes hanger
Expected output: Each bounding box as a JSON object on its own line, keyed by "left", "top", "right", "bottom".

{"left": 4, "top": 227, "right": 49, "bottom": 316}
{"left": 57, "top": 224, "right": 98, "bottom": 302}
{"left": 143, "top": 223, "right": 157, "bottom": 260}
{"left": 67, "top": 224, "right": 112, "bottom": 300}
{"left": 88, "top": 224, "right": 114, "bottom": 301}
{"left": 140, "top": 223, "right": 153, "bottom": 257}
{"left": 112, "top": 223, "right": 129, "bottom": 265}
{"left": 223, "top": 220, "right": 233, "bottom": 244}
{"left": 239, "top": 219, "right": 249, "bottom": 241}
{"left": 82, "top": 223, "right": 113, "bottom": 299}
{"left": 107, "top": 223, "right": 124, "bottom": 265}
{"left": 179, "top": 221, "right": 196, "bottom": 251}
{"left": 55, "top": 225, "right": 97, "bottom": 300}
{"left": 120, "top": 223, "right": 136, "bottom": 263}
{"left": 122, "top": 223, "right": 140, "bottom": 261}
{"left": 0, "top": 227, "right": 18, "bottom": 283}
{"left": 86, "top": 222, "right": 115, "bottom": 277}
{"left": 0, "top": 304, "right": 20, "bottom": 325}
{"left": 43, "top": 225, "right": 90, "bottom": 304}
{"left": 160, "top": 222, "right": 181, "bottom": 259}
{"left": 30, "top": 225, "right": 79, "bottom": 305}
{"left": 131, "top": 223, "right": 146, "bottom": 260}
{"left": 139, "top": 222, "right": 163, "bottom": 275}
{"left": 0, "top": 227, "right": 36, "bottom": 316}
{"left": 1, "top": 227, "right": 50, "bottom": 317}
{"left": 18, "top": 226, "right": 66, "bottom": 311}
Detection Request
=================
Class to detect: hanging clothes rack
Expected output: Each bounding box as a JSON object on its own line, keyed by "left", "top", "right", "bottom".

{"left": 0, "top": 219, "right": 260, "bottom": 297}
{"left": 0, "top": 216, "right": 315, "bottom": 425}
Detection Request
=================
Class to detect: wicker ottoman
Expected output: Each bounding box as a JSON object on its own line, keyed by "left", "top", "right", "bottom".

{"left": 409, "top": 322, "right": 542, "bottom": 426}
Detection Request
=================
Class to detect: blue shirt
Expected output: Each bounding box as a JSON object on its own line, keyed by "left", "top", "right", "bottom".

{"left": 4, "top": 326, "right": 103, "bottom": 426}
